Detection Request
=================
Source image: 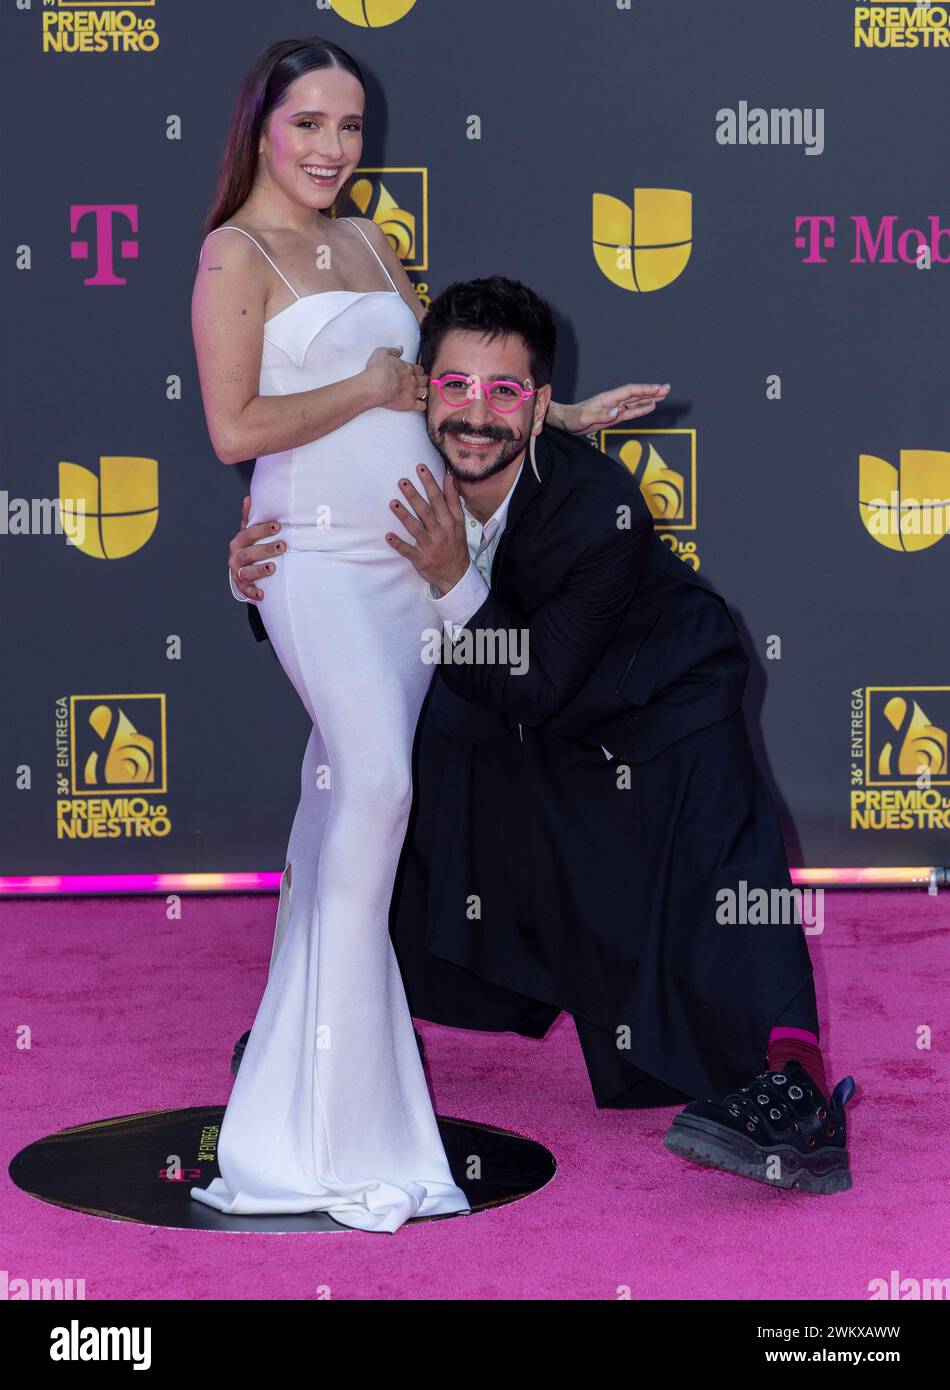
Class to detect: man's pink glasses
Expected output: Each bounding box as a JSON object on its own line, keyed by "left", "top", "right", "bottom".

{"left": 429, "top": 373, "right": 536, "bottom": 415}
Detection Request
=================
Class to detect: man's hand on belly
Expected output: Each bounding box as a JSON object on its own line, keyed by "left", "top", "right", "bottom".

{"left": 385, "top": 465, "right": 470, "bottom": 593}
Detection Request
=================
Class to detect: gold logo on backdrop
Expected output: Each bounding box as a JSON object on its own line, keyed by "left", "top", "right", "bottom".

{"left": 853, "top": 3, "right": 950, "bottom": 50}
{"left": 593, "top": 189, "right": 692, "bottom": 291}
{"left": 331, "top": 0, "right": 417, "bottom": 26}
{"left": 599, "top": 428, "right": 699, "bottom": 568}
{"left": 59, "top": 456, "right": 158, "bottom": 559}
{"left": 42, "top": 1, "right": 161, "bottom": 56}
{"left": 849, "top": 686, "right": 950, "bottom": 830}
{"left": 70, "top": 695, "right": 167, "bottom": 795}
{"left": 858, "top": 450, "right": 950, "bottom": 552}
{"left": 865, "top": 688, "right": 950, "bottom": 787}
{"left": 618, "top": 439, "right": 685, "bottom": 522}
{"left": 83, "top": 706, "right": 154, "bottom": 787}
{"left": 335, "top": 169, "right": 428, "bottom": 271}
{"left": 876, "top": 696, "right": 949, "bottom": 780}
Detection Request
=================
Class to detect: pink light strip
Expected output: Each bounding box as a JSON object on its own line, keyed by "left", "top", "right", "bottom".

{"left": 0, "top": 868, "right": 936, "bottom": 896}
{"left": 790, "top": 867, "right": 933, "bottom": 887}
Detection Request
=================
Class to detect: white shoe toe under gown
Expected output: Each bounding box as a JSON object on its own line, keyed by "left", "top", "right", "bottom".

{"left": 190, "top": 222, "right": 470, "bottom": 1233}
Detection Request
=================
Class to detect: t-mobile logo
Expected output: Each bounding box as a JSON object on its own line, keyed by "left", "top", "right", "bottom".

{"left": 794, "top": 214, "right": 950, "bottom": 266}
{"left": 69, "top": 204, "right": 139, "bottom": 285}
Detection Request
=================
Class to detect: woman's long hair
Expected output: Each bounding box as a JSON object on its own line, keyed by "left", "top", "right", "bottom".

{"left": 202, "top": 37, "right": 365, "bottom": 239}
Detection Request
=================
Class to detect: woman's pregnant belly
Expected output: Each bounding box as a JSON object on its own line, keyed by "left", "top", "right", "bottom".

{"left": 249, "top": 407, "right": 446, "bottom": 553}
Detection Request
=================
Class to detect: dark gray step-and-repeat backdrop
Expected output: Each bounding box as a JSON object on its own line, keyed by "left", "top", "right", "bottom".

{"left": 2, "top": 1, "right": 948, "bottom": 877}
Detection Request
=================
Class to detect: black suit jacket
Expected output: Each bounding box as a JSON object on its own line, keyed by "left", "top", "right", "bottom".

{"left": 424, "top": 423, "right": 750, "bottom": 763}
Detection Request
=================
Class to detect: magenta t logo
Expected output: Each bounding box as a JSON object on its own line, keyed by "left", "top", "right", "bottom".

{"left": 70, "top": 204, "right": 139, "bottom": 286}
{"left": 794, "top": 215, "right": 836, "bottom": 264}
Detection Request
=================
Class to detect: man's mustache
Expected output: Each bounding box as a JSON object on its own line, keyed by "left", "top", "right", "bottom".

{"left": 438, "top": 419, "right": 516, "bottom": 444}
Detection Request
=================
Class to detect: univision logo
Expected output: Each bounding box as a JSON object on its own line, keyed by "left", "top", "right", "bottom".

{"left": 858, "top": 451, "right": 950, "bottom": 552}
{"left": 59, "top": 457, "right": 158, "bottom": 559}
{"left": 329, "top": 1, "right": 417, "bottom": 28}
{"left": 593, "top": 189, "right": 692, "bottom": 291}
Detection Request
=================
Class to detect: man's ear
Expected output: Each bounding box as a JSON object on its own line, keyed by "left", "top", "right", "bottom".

{"left": 532, "top": 383, "right": 553, "bottom": 434}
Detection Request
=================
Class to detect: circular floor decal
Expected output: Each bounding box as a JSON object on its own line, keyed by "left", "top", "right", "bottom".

{"left": 10, "top": 1107, "right": 555, "bottom": 1232}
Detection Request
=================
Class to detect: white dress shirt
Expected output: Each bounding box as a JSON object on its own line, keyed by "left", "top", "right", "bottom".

{"left": 425, "top": 460, "right": 523, "bottom": 633}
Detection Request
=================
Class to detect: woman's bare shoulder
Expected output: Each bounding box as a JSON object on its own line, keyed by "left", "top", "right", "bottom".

{"left": 345, "top": 216, "right": 390, "bottom": 248}
{"left": 194, "top": 222, "right": 269, "bottom": 320}
{"left": 202, "top": 219, "right": 268, "bottom": 250}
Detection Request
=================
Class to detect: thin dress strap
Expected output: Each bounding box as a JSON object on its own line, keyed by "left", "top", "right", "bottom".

{"left": 205, "top": 225, "right": 301, "bottom": 300}
{"left": 342, "top": 217, "right": 399, "bottom": 292}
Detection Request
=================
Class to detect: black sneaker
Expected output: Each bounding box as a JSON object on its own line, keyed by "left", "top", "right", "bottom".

{"left": 230, "top": 1027, "right": 427, "bottom": 1075}
{"left": 662, "top": 1059, "right": 855, "bottom": 1194}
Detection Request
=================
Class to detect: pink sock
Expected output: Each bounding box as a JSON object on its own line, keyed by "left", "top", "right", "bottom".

{"left": 767, "top": 1027, "right": 829, "bottom": 1100}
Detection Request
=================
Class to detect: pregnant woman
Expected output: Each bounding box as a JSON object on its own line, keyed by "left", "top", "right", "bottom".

{"left": 189, "top": 36, "right": 661, "bottom": 1233}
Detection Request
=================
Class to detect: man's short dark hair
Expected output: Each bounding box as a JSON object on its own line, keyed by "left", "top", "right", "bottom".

{"left": 418, "top": 276, "right": 556, "bottom": 387}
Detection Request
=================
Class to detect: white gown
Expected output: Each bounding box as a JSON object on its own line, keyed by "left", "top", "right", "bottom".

{"left": 190, "top": 219, "right": 470, "bottom": 1232}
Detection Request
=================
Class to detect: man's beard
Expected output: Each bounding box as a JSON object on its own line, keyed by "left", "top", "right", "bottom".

{"left": 427, "top": 416, "right": 527, "bottom": 483}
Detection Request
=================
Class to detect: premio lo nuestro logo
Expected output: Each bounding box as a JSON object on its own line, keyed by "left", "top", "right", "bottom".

{"left": 42, "top": 1, "right": 161, "bottom": 56}
{"left": 335, "top": 169, "right": 428, "bottom": 272}
{"left": 599, "top": 428, "right": 699, "bottom": 570}
{"left": 850, "top": 686, "right": 950, "bottom": 832}
{"left": 872, "top": 693, "right": 948, "bottom": 784}
{"left": 854, "top": 3, "right": 950, "bottom": 49}
{"left": 55, "top": 695, "right": 171, "bottom": 841}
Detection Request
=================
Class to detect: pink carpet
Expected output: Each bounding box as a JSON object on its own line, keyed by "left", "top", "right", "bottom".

{"left": 2, "top": 889, "right": 947, "bottom": 1300}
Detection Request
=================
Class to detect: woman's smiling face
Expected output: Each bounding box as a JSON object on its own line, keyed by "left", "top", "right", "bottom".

{"left": 257, "top": 67, "right": 365, "bottom": 211}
